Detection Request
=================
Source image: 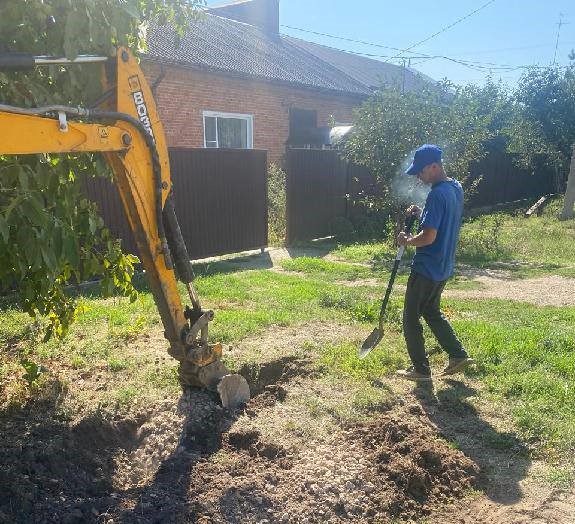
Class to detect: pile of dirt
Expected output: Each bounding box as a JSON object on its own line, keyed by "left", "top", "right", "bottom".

{"left": 0, "top": 402, "right": 143, "bottom": 523}
{"left": 350, "top": 407, "right": 480, "bottom": 520}
{"left": 0, "top": 389, "right": 236, "bottom": 524}
{"left": 186, "top": 403, "right": 479, "bottom": 523}
{"left": 0, "top": 351, "right": 481, "bottom": 524}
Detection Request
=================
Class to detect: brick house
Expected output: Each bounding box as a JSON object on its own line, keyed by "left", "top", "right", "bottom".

{"left": 143, "top": 0, "right": 432, "bottom": 164}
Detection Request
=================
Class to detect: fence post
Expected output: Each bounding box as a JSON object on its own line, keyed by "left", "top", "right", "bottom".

{"left": 560, "top": 144, "right": 575, "bottom": 220}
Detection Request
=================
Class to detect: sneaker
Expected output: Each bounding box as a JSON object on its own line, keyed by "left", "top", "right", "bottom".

{"left": 441, "top": 357, "right": 475, "bottom": 376}
{"left": 396, "top": 367, "right": 432, "bottom": 382}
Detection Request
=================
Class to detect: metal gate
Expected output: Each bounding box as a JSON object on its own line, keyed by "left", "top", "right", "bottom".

{"left": 285, "top": 148, "right": 349, "bottom": 244}
{"left": 84, "top": 148, "right": 268, "bottom": 260}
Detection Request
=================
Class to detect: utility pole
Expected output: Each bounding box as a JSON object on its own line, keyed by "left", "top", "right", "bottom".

{"left": 401, "top": 58, "right": 407, "bottom": 94}
{"left": 553, "top": 13, "right": 569, "bottom": 65}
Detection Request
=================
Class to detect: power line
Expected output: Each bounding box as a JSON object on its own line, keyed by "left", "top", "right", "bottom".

{"left": 449, "top": 41, "right": 575, "bottom": 57}
{"left": 394, "top": 0, "right": 498, "bottom": 58}
{"left": 284, "top": 30, "right": 559, "bottom": 74}
{"left": 281, "top": 24, "right": 421, "bottom": 56}
{"left": 282, "top": 23, "right": 575, "bottom": 60}
{"left": 283, "top": 23, "right": 521, "bottom": 71}
{"left": 282, "top": 23, "right": 575, "bottom": 78}
{"left": 280, "top": 22, "right": 575, "bottom": 62}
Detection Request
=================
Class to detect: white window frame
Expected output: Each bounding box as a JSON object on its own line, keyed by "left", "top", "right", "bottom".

{"left": 202, "top": 110, "right": 254, "bottom": 149}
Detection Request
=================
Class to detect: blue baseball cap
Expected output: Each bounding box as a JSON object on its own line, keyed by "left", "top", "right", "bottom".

{"left": 405, "top": 144, "right": 442, "bottom": 176}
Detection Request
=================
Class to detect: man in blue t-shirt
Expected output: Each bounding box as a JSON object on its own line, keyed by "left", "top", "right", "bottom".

{"left": 395, "top": 144, "right": 473, "bottom": 381}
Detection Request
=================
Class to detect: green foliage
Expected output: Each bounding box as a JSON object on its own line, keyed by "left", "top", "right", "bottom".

{"left": 0, "top": 0, "right": 204, "bottom": 338}
{"left": 457, "top": 214, "right": 508, "bottom": 265}
{"left": 344, "top": 81, "right": 504, "bottom": 201}
{"left": 267, "top": 163, "right": 286, "bottom": 245}
{"left": 511, "top": 65, "right": 575, "bottom": 171}
{"left": 345, "top": 67, "right": 575, "bottom": 209}
{"left": 20, "top": 359, "right": 45, "bottom": 386}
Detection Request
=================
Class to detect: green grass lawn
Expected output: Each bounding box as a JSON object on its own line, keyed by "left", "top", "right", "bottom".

{"left": 1, "top": 199, "right": 574, "bottom": 480}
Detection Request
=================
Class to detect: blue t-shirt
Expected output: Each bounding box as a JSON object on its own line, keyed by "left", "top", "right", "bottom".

{"left": 411, "top": 178, "right": 464, "bottom": 282}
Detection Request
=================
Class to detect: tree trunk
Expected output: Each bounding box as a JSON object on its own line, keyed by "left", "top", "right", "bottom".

{"left": 560, "top": 145, "right": 575, "bottom": 220}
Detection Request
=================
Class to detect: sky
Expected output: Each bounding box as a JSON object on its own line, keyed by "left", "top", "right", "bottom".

{"left": 205, "top": 0, "right": 575, "bottom": 86}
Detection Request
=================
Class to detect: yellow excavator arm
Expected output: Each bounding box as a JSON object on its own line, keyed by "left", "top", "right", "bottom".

{"left": 0, "top": 48, "right": 249, "bottom": 408}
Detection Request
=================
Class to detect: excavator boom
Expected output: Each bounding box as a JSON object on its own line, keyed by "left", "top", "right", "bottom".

{"left": 0, "top": 48, "right": 249, "bottom": 407}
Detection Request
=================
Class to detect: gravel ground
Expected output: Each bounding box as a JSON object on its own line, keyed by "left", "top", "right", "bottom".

{"left": 444, "top": 273, "right": 575, "bottom": 306}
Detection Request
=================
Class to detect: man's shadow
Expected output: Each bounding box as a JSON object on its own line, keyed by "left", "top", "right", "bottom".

{"left": 411, "top": 378, "right": 531, "bottom": 505}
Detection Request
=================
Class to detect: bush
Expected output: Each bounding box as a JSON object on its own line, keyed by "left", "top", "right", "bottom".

{"left": 268, "top": 164, "right": 286, "bottom": 245}
{"left": 348, "top": 208, "right": 395, "bottom": 241}
{"left": 330, "top": 216, "right": 356, "bottom": 242}
{"left": 458, "top": 214, "right": 507, "bottom": 264}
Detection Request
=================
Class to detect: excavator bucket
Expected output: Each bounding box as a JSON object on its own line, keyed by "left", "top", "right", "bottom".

{"left": 179, "top": 356, "right": 250, "bottom": 408}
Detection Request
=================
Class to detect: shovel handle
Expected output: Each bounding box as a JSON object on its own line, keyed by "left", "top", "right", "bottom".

{"left": 377, "top": 214, "right": 418, "bottom": 326}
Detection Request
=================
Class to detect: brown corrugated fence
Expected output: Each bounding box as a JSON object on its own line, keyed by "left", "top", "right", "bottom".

{"left": 285, "top": 148, "right": 559, "bottom": 244}
{"left": 83, "top": 148, "right": 268, "bottom": 260}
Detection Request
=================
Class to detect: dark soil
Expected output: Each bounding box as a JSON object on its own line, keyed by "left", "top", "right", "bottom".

{"left": 0, "top": 370, "right": 480, "bottom": 524}
{"left": 3, "top": 352, "right": 570, "bottom": 523}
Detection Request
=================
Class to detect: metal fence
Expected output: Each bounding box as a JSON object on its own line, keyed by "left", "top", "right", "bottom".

{"left": 285, "top": 148, "right": 558, "bottom": 244}
{"left": 285, "top": 148, "right": 349, "bottom": 244}
{"left": 84, "top": 148, "right": 268, "bottom": 260}
{"left": 466, "top": 152, "right": 558, "bottom": 208}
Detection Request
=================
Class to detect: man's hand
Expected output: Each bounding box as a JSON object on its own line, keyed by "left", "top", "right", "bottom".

{"left": 398, "top": 227, "right": 437, "bottom": 248}
{"left": 397, "top": 232, "right": 410, "bottom": 246}
{"left": 406, "top": 204, "right": 422, "bottom": 218}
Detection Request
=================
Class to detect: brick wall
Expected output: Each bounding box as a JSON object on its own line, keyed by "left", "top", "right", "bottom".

{"left": 143, "top": 61, "right": 365, "bottom": 165}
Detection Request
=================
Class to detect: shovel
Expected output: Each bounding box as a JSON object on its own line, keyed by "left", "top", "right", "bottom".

{"left": 359, "top": 214, "right": 417, "bottom": 359}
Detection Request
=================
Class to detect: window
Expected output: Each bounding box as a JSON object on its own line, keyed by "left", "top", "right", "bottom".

{"left": 203, "top": 111, "right": 253, "bottom": 149}
{"left": 288, "top": 107, "right": 317, "bottom": 146}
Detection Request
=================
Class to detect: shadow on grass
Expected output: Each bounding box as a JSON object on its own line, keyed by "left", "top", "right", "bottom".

{"left": 191, "top": 251, "right": 273, "bottom": 276}
{"left": 21, "top": 251, "right": 277, "bottom": 305}
{"left": 412, "top": 379, "right": 530, "bottom": 505}
{"left": 285, "top": 243, "right": 335, "bottom": 260}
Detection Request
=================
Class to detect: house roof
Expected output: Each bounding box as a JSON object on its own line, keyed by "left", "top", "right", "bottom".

{"left": 284, "top": 36, "right": 435, "bottom": 92}
{"left": 145, "top": 11, "right": 433, "bottom": 97}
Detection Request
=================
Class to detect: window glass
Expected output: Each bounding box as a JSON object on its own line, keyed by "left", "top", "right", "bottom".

{"left": 204, "top": 116, "right": 217, "bottom": 148}
{"left": 217, "top": 117, "right": 248, "bottom": 148}
{"left": 203, "top": 112, "right": 252, "bottom": 149}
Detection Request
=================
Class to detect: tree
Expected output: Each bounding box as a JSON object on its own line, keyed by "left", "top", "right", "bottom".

{"left": 511, "top": 64, "right": 575, "bottom": 172}
{"left": 343, "top": 80, "right": 510, "bottom": 207}
{"left": 0, "top": 0, "right": 205, "bottom": 338}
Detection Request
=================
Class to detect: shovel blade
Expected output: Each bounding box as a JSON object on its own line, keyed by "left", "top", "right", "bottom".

{"left": 358, "top": 327, "right": 384, "bottom": 359}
